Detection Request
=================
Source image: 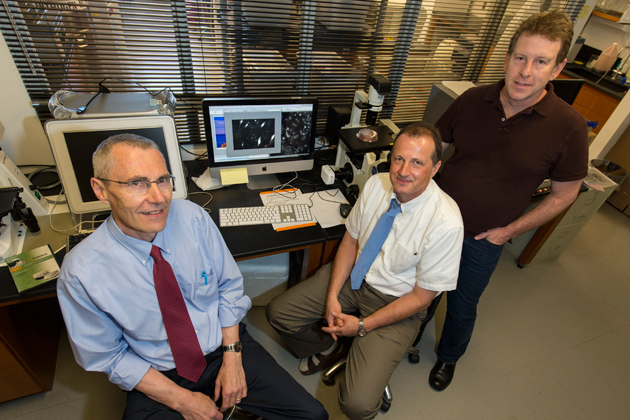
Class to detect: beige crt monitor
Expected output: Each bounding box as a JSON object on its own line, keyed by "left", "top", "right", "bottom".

{"left": 45, "top": 115, "right": 187, "bottom": 214}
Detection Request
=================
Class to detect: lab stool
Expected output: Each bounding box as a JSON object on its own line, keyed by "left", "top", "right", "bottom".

{"left": 321, "top": 293, "right": 444, "bottom": 413}
{"left": 236, "top": 252, "right": 290, "bottom": 306}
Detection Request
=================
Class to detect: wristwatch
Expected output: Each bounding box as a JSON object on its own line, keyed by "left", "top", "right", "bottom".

{"left": 357, "top": 317, "right": 367, "bottom": 337}
{"left": 222, "top": 341, "right": 242, "bottom": 352}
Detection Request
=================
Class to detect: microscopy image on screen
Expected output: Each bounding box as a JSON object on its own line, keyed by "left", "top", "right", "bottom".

{"left": 232, "top": 118, "right": 276, "bottom": 150}
{"left": 281, "top": 111, "right": 312, "bottom": 155}
{"left": 224, "top": 110, "right": 282, "bottom": 157}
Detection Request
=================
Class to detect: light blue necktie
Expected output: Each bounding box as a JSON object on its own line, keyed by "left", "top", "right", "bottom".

{"left": 350, "top": 198, "right": 401, "bottom": 289}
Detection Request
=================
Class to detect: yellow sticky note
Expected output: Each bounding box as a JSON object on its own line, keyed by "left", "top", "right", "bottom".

{"left": 578, "top": 5, "right": 591, "bottom": 19}
{"left": 220, "top": 167, "right": 249, "bottom": 185}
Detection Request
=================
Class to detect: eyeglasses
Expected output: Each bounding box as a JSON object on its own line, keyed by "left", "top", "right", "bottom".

{"left": 97, "top": 175, "right": 175, "bottom": 195}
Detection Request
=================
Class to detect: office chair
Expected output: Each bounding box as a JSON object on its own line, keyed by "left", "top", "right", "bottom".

{"left": 321, "top": 293, "right": 444, "bottom": 413}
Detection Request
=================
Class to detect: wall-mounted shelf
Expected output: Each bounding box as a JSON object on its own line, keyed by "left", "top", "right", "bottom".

{"left": 592, "top": 10, "right": 621, "bottom": 22}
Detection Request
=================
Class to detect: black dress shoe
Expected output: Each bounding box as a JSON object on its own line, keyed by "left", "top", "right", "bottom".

{"left": 429, "top": 359, "right": 456, "bottom": 391}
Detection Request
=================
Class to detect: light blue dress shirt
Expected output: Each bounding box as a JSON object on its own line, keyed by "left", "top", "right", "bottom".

{"left": 57, "top": 200, "right": 252, "bottom": 391}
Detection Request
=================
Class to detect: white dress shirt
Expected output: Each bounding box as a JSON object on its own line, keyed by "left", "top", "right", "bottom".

{"left": 345, "top": 173, "right": 463, "bottom": 297}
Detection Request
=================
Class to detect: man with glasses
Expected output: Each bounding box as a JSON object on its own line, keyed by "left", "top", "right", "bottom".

{"left": 57, "top": 134, "right": 328, "bottom": 420}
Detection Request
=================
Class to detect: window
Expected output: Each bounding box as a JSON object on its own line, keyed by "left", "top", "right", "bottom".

{"left": 1, "top": 0, "right": 583, "bottom": 144}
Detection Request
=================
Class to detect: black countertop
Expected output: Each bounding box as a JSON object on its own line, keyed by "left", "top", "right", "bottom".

{"left": 562, "top": 63, "right": 628, "bottom": 100}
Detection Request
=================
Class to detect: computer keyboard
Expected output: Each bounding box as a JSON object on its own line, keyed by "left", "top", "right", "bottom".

{"left": 66, "top": 231, "right": 93, "bottom": 253}
{"left": 219, "top": 204, "right": 313, "bottom": 227}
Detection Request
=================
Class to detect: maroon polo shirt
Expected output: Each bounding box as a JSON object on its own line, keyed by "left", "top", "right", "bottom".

{"left": 436, "top": 79, "right": 589, "bottom": 237}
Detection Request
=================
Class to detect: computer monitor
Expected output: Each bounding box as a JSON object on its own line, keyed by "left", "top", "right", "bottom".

{"left": 45, "top": 115, "right": 188, "bottom": 214}
{"left": 551, "top": 78, "right": 584, "bottom": 105}
{"left": 202, "top": 97, "right": 318, "bottom": 189}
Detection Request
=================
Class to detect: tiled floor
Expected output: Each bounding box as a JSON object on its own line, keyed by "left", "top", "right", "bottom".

{"left": 1, "top": 203, "right": 629, "bottom": 420}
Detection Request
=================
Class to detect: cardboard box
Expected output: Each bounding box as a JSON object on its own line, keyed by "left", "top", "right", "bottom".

{"left": 607, "top": 188, "right": 629, "bottom": 213}
{"left": 604, "top": 120, "right": 630, "bottom": 215}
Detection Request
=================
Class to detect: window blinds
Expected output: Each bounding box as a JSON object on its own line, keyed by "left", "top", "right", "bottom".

{"left": 1, "top": 0, "right": 582, "bottom": 143}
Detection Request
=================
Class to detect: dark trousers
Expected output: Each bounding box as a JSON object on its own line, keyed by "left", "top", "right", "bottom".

{"left": 123, "top": 323, "right": 328, "bottom": 420}
{"left": 437, "top": 237, "right": 504, "bottom": 364}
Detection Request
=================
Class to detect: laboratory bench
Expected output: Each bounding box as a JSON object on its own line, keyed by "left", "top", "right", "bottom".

{"left": 184, "top": 158, "right": 348, "bottom": 281}
{"left": 558, "top": 62, "right": 626, "bottom": 134}
{"left": 562, "top": 63, "right": 628, "bottom": 99}
{"left": 0, "top": 212, "right": 74, "bottom": 403}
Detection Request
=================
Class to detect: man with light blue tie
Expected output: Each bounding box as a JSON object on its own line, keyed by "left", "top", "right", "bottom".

{"left": 266, "top": 122, "right": 464, "bottom": 420}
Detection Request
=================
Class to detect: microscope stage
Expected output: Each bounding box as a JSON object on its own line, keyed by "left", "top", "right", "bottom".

{"left": 337, "top": 125, "right": 395, "bottom": 153}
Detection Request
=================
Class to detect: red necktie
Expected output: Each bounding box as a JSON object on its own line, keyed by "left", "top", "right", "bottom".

{"left": 151, "top": 245, "right": 207, "bottom": 382}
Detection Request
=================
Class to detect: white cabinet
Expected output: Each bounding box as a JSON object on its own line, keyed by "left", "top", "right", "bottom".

{"left": 505, "top": 167, "right": 618, "bottom": 266}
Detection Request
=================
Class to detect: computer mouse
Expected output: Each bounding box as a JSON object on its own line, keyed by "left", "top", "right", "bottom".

{"left": 7, "top": 259, "right": 23, "bottom": 268}
{"left": 44, "top": 270, "right": 60, "bottom": 280}
{"left": 339, "top": 203, "right": 352, "bottom": 219}
{"left": 33, "top": 270, "right": 49, "bottom": 280}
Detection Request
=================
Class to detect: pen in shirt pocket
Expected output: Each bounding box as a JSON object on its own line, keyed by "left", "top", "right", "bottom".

{"left": 202, "top": 271, "right": 208, "bottom": 285}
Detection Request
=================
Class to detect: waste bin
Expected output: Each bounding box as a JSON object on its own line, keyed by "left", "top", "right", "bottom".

{"left": 591, "top": 159, "right": 627, "bottom": 190}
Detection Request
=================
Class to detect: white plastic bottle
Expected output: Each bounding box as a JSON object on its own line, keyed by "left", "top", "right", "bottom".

{"left": 594, "top": 42, "right": 619, "bottom": 73}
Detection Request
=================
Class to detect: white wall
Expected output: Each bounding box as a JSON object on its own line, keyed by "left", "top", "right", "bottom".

{"left": 0, "top": 35, "right": 54, "bottom": 166}
{"left": 581, "top": 15, "right": 627, "bottom": 51}
{"left": 590, "top": 90, "right": 630, "bottom": 159}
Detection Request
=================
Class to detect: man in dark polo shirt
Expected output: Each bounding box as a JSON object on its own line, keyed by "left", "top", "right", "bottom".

{"left": 429, "top": 9, "right": 588, "bottom": 391}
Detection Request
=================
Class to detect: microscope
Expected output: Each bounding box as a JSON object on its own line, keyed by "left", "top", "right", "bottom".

{"left": 0, "top": 187, "right": 41, "bottom": 263}
{"left": 328, "top": 74, "right": 400, "bottom": 202}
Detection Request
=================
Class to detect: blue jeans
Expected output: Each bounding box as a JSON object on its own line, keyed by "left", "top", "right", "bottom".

{"left": 436, "top": 237, "right": 504, "bottom": 364}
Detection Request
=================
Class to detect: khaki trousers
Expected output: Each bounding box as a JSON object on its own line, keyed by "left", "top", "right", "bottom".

{"left": 266, "top": 263, "right": 426, "bottom": 420}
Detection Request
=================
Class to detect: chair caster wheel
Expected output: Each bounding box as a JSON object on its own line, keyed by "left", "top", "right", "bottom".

{"left": 322, "top": 376, "right": 336, "bottom": 386}
{"left": 380, "top": 400, "right": 391, "bottom": 413}
{"left": 408, "top": 353, "right": 420, "bottom": 364}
